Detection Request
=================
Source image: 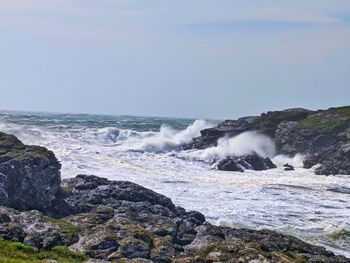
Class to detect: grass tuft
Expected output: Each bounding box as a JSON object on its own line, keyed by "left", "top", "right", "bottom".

{"left": 0, "top": 237, "right": 87, "bottom": 263}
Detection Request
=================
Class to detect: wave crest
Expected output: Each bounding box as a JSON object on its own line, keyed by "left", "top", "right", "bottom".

{"left": 181, "top": 131, "right": 276, "bottom": 162}
{"left": 141, "top": 120, "right": 213, "bottom": 151}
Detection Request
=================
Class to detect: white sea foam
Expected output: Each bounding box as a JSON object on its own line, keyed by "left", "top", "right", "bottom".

{"left": 272, "top": 154, "right": 305, "bottom": 168}
{"left": 180, "top": 131, "right": 276, "bottom": 161}
{"left": 141, "top": 120, "right": 212, "bottom": 151}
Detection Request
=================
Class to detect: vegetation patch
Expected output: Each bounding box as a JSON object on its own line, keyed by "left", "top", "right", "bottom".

{"left": 335, "top": 106, "right": 350, "bottom": 117}
{"left": 298, "top": 114, "right": 350, "bottom": 130}
{"left": 0, "top": 238, "right": 87, "bottom": 263}
{"left": 60, "top": 186, "right": 73, "bottom": 197}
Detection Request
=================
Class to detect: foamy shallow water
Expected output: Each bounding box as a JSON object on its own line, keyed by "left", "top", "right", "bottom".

{"left": 0, "top": 112, "right": 349, "bottom": 258}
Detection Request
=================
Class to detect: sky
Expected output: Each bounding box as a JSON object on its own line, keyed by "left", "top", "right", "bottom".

{"left": 0, "top": 0, "right": 350, "bottom": 119}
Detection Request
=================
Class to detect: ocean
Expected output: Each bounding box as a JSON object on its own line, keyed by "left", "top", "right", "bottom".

{"left": 0, "top": 110, "right": 349, "bottom": 257}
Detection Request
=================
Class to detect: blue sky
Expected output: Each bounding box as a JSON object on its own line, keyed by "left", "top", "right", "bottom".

{"left": 0, "top": 0, "right": 349, "bottom": 119}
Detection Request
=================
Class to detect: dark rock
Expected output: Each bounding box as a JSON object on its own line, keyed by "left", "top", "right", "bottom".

{"left": 215, "top": 154, "right": 276, "bottom": 172}
{"left": 215, "top": 158, "right": 244, "bottom": 172}
{"left": 186, "top": 108, "right": 312, "bottom": 150}
{"left": 0, "top": 206, "right": 78, "bottom": 249}
{"left": 62, "top": 174, "right": 177, "bottom": 215}
{"left": 283, "top": 163, "right": 295, "bottom": 171}
{"left": 187, "top": 106, "right": 350, "bottom": 175}
{"left": 0, "top": 132, "right": 65, "bottom": 215}
{"left": 314, "top": 143, "right": 350, "bottom": 175}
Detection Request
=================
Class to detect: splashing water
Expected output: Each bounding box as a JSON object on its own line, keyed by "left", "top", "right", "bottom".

{"left": 0, "top": 111, "right": 349, "bottom": 258}
{"left": 142, "top": 120, "right": 212, "bottom": 151}
{"left": 180, "top": 131, "right": 277, "bottom": 162}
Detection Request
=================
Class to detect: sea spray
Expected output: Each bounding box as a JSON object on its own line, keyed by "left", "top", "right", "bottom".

{"left": 272, "top": 154, "right": 305, "bottom": 168}
{"left": 180, "top": 131, "right": 276, "bottom": 162}
{"left": 141, "top": 120, "right": 213, "bottom": 151}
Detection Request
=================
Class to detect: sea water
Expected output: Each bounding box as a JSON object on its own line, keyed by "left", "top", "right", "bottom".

{"left": 0, "top": 110, "right": 349, "bottom": 257}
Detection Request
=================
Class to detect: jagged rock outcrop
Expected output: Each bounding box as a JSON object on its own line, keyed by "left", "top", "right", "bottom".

{"left": 187, "top": 106, "right": 350, "bottom": 175}
{"left": 187, "top": 108, "right": 312, "bottom": 150}
{"left": 61, "top": 175, "right": 206, "bottom": 261}
{"left": 0, "top": 132, "right": 63, "bottom": 214}
{"left": 1, "top": 174, "right": 349, "bottom": 262}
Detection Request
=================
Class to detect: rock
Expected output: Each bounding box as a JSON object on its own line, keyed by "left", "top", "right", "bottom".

{"left": 187, "top": 106, "right": 350, "bottom": 175}
{"left": 178, "top": 227, "right": 350, "bottom": 263}
{"left": 283, "top": 163, "right": 294, "bottom": 171}
{"left": 314, "top": 143, "right": 350, "bottom": 175}
{"left": 62, "top": 174, "right": 176, "bottom": 214}
{"left": 186, "top": 108, "right": 311, "bottom": 150}
{"left": 215, "top": 154, "right": 276, "bottom": 172}
{"left": 214, "top": 158, "right": 244, "bottom": 172}
{"left": 0, "top": 132, "right": 65, "bottom": 215}
{"left": 0, "top": 206, "right": 78, "bottom": 249}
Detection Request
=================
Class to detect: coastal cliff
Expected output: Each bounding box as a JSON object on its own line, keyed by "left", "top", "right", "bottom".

{"left": 187, "top": 106, "right": 350, "bottom": 175}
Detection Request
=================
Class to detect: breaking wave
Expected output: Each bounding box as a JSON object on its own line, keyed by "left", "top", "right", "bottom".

{"left": 141, "top": 120, "right": 212, "bottom": 151}
{"left": 180, "top": 131, "right": 276, "bottom": 162}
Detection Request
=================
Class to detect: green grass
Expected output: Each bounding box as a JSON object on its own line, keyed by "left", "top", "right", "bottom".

{"left": 60, "top": 186, "right": 73, "bottom": 197}
{"left": 298, "top": 106, "right": 350, "bottom": 130}
{"left": 0, "top": 238, "right": 88, "bottom": 263}
{"left": 299, "top": 116, "right": 322, "bottom": 127}
{"left": 298, "top": 115, "right": 350, "bottom": 130}
{"left": 335, "top": 106, "right": 350, "bottom": 117}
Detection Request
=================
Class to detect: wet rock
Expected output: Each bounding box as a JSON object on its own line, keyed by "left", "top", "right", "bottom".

{"left": 187, "top": 106, "right": 350, "bottom": 175}
{"left": 283, "top": 163, "right": 294, "bottom": 171}
{"left": 215, "top": 154, "right": 276, "bottom": 172}
{"left": 186, "top": 108, "right": 311, "bottom": 150}
{"left": 215, "top": 158, "right": 244, "bottom": 172}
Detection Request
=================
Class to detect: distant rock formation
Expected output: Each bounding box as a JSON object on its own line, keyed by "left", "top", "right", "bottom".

{"left": 186, "top": 106, "right": 350, "bottom": 175}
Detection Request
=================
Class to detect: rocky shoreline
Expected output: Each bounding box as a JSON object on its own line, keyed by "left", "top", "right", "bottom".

{"left": 186, "top": 106, "right": 350, "bottom": 175}
{"left": 0, "top": 131, "right": 349, "bottom": 262}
